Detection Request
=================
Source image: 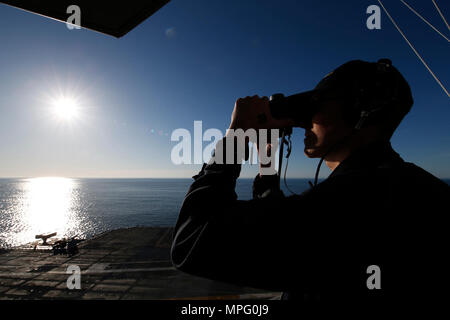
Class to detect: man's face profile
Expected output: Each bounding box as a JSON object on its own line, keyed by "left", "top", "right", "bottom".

{"left": 303, "top": 99, "right": 352, "bottom": 158}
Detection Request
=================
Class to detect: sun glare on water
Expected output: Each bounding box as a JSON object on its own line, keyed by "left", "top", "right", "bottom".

{"left": 1, "top": 177, "right": 87, "bottom": 247}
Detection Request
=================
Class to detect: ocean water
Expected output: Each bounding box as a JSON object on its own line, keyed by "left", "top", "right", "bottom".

{"left": 1, "top": 177, "right": 448, "bottom": 248}
{"left": 0, "top": 177, "right": 313, "bottom": 248}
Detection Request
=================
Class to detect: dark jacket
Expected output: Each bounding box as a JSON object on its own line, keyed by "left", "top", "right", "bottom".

{"left": 171, "top": 138, "right": 449, "bottom": 303}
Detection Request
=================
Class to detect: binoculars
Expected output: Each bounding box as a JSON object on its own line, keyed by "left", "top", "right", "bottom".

{"left": 269, "top": 92, "right": 319, "bottom": 128}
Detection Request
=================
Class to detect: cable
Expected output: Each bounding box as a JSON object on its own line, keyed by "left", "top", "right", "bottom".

{"left": 399, "top": 0, "right": 449, "bottom": 42}
{"left": 283, "top": 136, "right": 297, "bottom": 195}
{"left": 432, "top": 0, "right": 450, "bottom": 31}
{"left": 277, "top": 130, "right": 287, "bottom": 190}
{"left": 378, "top": 0, "right": 450, "bottom": 97}
{"left": 313, "top": 157, "right": 325, "bottom": 187}
{"left": 309, "top": 126, "right": 362, "bottom": 188}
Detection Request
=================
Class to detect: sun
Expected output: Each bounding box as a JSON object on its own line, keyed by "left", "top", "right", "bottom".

{"left": 52, "top": 96, "right": 79, "bottom": 121}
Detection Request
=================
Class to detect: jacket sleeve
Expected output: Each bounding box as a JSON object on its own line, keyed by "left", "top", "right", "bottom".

{"left": 170, "top": 137, "right": 327, "bottom": 292}
{"left": 252, "top": 172, "right": 284, "bottom": 199}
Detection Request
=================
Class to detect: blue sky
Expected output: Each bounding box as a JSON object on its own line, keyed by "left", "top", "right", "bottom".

{"left": 0, "top": 0, "right": 448, "bottom": 178}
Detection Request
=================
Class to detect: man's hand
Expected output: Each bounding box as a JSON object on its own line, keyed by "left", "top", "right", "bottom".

{"left": 228, "top": 95, "right": 294, "bottom": 131}
{"left": 226, "top": 96, "right": 294, "bottom": 174}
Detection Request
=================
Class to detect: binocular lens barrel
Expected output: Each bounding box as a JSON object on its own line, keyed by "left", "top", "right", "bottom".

{"left": 269, "top": 92, "right": 317, "bottom": 128}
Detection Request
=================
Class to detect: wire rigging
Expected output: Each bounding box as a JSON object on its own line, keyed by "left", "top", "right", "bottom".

{"left": 399, "top": 0, "right": 449, "bottom": 42}
{"left": 377, "top": 0, "right": 450, "bottom": 97}
{"left": 432, "top": 0, "right": 450, "bottom": 31}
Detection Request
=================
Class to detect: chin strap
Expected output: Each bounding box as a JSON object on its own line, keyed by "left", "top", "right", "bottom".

{"left": 308, "top": 128, "right": 359, "bottom": 188}
{"left": 309, "top": 156, "right": 325, "bottom": 188}
{"left": 279, "top": 124, "right": 361, "bottom": 191}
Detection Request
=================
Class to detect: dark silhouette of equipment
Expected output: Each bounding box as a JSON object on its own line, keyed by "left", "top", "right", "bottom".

{"left": 52, "top": 236, "right": 82, "bottom": 256}
{"left": 35, "top": 232, "right": 57, "bottom": 245}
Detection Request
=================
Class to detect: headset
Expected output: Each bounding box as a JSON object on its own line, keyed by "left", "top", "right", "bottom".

{"left": 277, "top": 59, "right": 404, "bottom": 191}
{"left": 352, "top": 58, "right": 402, "bottom": 130}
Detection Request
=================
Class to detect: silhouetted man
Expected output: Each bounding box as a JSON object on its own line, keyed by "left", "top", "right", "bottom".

{"left": 171, "top": 58, "right": 449, "bottom": 304}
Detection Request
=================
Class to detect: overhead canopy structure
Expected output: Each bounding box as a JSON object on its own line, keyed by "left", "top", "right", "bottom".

{"left": 0, "top": 0, "right": 170, "bottom": 37}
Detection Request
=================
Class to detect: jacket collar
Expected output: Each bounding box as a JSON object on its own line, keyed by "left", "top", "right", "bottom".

{"left": 328, "top": 140, "right": 404, "bottom": 179}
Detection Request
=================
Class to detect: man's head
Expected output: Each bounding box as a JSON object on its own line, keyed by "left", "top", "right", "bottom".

{"left": 301, "top": 58, "right": 414, "bottom": 159}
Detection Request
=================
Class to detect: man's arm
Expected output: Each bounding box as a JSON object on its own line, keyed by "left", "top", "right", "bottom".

{"left": 171, "top": 138, "right": 326, "bottom": 292}
{"left": 171, "top": 95, "right": 335, "bottom": 292}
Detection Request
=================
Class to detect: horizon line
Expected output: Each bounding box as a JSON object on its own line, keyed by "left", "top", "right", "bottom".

{"left": 0, "top": 176, "right": 322, "bottom": 180}
{"left": 0, "top": 176, "right": 449, "bottom": 180}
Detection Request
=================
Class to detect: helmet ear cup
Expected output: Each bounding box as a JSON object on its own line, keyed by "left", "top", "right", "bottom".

{"left": 352, "top": 60, "right": 400, "bottom": 129}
